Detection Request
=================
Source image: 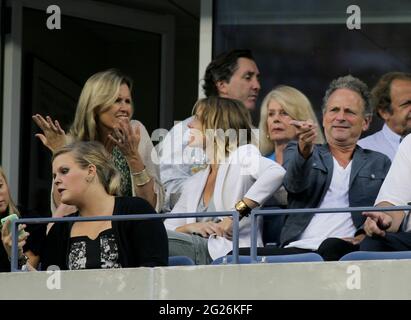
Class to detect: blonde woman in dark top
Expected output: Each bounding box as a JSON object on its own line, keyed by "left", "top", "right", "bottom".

{"left": 3, "top": 142, "right": 168, "bottom": 270}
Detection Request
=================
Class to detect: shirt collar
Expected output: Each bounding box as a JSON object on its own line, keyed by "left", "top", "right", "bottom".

{"left": 382, "top": 123, "right": 402, "bottom": 146}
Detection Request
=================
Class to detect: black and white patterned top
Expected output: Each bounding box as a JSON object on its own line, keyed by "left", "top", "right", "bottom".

{"left": 68, "top": 228, "right": 122, "bottom": 270}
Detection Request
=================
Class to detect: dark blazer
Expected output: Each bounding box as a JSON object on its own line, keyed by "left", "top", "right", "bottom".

{"left": 280, "top": 142, "right": 391, "bottom": 246}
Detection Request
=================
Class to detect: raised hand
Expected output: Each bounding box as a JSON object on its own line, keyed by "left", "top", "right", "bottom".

{"left": 289, "top": 119, "right": 318, "bottom": 158}
{"left": 32, "top": 114, "right": 67, "bottom": 152}
{"left": 108, "top": 119, "right": 141, "bottom": 160}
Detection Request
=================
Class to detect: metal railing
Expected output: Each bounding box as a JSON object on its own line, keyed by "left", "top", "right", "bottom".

{"left": 10, "top": 211, "right": 240, "bottom": 272}
{"left": 9, "top": 205, "right": 411, "bottom": 270}
{"left": 249, "top": 205, "right": 411, "bottom": 263}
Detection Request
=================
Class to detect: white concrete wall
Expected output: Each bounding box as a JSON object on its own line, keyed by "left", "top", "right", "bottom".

{"left": 1, "top": 260, "right": 411, "bottom": 299}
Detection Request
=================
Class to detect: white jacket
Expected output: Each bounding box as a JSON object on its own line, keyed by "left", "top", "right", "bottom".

{"left": 165, "top": 144, "right": 285, "bottom": 259}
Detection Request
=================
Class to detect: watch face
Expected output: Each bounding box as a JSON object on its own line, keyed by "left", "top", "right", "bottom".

{"left": 236, "top": 201, "right": 246, "bottom": 211}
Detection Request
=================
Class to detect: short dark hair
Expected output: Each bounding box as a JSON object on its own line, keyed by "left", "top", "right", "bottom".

{"left": 371, "top": 72, "right": 411, "bottom": 118}
{"left": 202, "top": 49, "right": 255, "bottom": 97}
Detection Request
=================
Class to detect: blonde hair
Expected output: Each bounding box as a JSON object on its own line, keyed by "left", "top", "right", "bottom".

{"left": 0, "top": 167, "right": 20, "bottom": 216}
{"left": 192, "top": 96, "right": 253, "bottom": 162}
{"left": 258, "top": 85, "right": 324, "bottom": 156}
{"left": 69, "top": 69, "right": 133, "bottom": 142}
{"left": 52, "top": 141, "right": 121, "bottom": 196}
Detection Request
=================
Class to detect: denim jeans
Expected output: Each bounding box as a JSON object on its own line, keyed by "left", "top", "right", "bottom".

{"left": 167, "top": 229, "right": 212, "bottom": 265}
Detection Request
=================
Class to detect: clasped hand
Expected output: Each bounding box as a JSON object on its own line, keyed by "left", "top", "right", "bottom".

{"left": 187, "top": 218, "right": 233, "bottom": 240}
{"left": 362, "top": 211, "right": 392, "bottom": 237}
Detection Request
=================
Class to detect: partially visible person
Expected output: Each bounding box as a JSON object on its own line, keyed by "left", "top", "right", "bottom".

{"left": 1, "top": 167, "right": 45, "bottom": 271}
{"left": 32, "top": 69, "right": 163, "bottom": 212}
{"left": 360, "top": 134, "right": 411, "bottom": 251}
{"left": 358, "top": 72, "right": 411, "bottom": 160}
{"left": 33, "top": 141, "right": 168, "bottom": 270}
{"left": 164, "top": 97, "right": 285, "bottom": 264}
{"left": 158, "top": 49, "right": 261, "bottom": 212}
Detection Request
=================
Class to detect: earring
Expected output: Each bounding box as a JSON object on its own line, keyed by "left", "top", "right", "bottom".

{"left": 266, "top": 135, "right": 270, "bottom": 139}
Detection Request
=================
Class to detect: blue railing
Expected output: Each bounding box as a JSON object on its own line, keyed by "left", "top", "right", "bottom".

{"left": 9, "top": 205, "right": 411, "bottom": 270}
{"left": 10, "top": 211, "right": 240, "bottom": 272}
{"left": 249, "top": 205, "right": 411, "bottom": 263}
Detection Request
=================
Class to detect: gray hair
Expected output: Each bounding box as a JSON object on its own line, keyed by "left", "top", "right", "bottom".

{"left": 322, "top": 75, "right": 372, "bottom": 116}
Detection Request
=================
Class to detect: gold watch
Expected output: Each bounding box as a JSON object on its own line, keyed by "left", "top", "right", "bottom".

{"left": 235, "top": 200, "right": 251, "bottom": 218}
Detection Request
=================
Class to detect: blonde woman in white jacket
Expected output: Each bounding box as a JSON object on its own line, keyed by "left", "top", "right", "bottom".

{"left": 165, "top": 97, "right": 285, "bottom": 264}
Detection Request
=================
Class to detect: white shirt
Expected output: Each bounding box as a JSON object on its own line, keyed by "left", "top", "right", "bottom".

{"left": 286, "top": 158, "right": 356, "bottom": 250}
{"left": 375, "top": 134, "right": 411, "bottom": 231}
{"left": 358, "top": 124, "right": 402, "bottom": 161}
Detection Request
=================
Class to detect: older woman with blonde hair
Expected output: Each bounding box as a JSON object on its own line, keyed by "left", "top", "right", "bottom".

{"left": 259, "top": 85, "right": 324, "bottom": 165}
{"left": 3, "top": 142, "right": 168, "bottom": 270}
{"left": 33, "top": 69, "right": 163, "bottom": 212}
{"left": 257, "top": 85, "right": 324, "bottom": 247}
{"left": 164, "top": 96, "right": 285, "bottom": 264}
